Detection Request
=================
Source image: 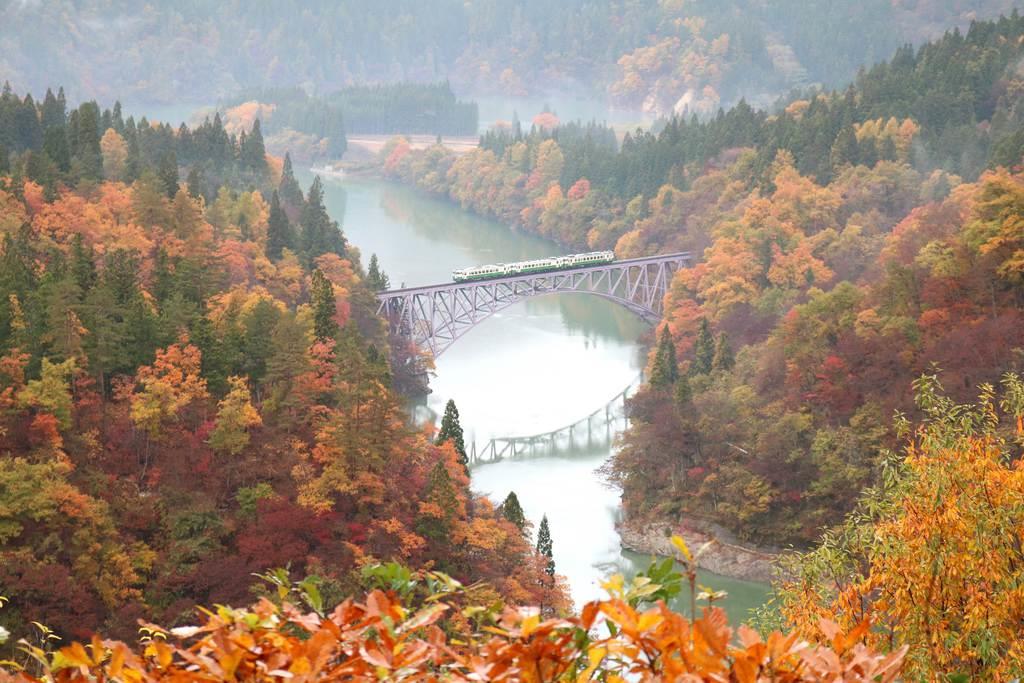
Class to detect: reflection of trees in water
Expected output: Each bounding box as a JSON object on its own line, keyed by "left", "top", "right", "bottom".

{"left": 524, "top": 295, "right": 649, "bottom": 346}
{"left": 470, "top": 374, "right": 642, "bottom": 464}
{"left": 470, "top": 418, "right": 628, "bottom": 464}
{"left": 377, "top": 183, "right": 554, "bottom": 260}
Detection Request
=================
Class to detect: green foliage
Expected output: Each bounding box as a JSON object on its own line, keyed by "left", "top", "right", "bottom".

{"left": 157, "top": 151, "right": 178, "bottom": 199}
{"left": 649, "top": 325, "right": 679, "bottom": 388}
{"left": 690, "top": 318, "right": 715, "bottom": 377}
{"left": 309, "top": 269, "right": 338, "bottom": 342}
{"left": 300, "top": 177, "right": 346, "bottom": 265}
{"left": 416, "top": 461, "right": 459, "bottom": 545}
{"left": 330, "top": 82, "right": 477, "bottom": 136}
{"left": 265, "top": 191, "right": 294, "bottom": 261}
{"left": 365, "top": 254, "right": 390, "bottom": 292}
{"left": 435, "top": 399, "right": 467, "bottom": 467}
{"left": 278, "top": 153, "right": 304, "bottom": 209}
{"left": 208, "top": 376, "right": 261, "bottom": 455}
{"left": 673, "top": 375, "right": 692, "bottom": 410}
{"left": 712, "top": 332, "right": 735, "bottom": 372}
{"left": 631, "top": 555, "right": 684, "bottom": 608}
{"left": 536, "top": 515, "right": 554, "bottom": 577}
{"left": 498, "top": 491, "right": 526, "bottom": 532}
{"left": 17, "top": 358, "right": 75, "bottom": 429}
{"left": 235, "top": 483, "right": 275, "bottom": 518}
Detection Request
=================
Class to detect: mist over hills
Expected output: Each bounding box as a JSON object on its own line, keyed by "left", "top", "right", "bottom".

{"left": 1, "top": 1, "right": 1017, "bottom": 113}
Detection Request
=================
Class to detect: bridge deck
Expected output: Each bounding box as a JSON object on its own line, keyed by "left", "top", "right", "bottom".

{"left": 377, "top": 252, "right": 691, "bottom": 297}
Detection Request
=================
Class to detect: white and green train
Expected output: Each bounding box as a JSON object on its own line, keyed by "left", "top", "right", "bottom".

{"left": 451, "top": 250, "right": 615, "bottom": 283}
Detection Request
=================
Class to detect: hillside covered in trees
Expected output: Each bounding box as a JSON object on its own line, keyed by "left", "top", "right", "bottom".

{"left": 0, "top": 85, "right": 566, "bottom": 648}
{"left": 0, "top": 1, "right": 1016, "bottom": 115}
{"left": 384, "top": 14, "right": 1024, "bottom": 547}
{"left": 219, "top": 82, "right": 478, "bottom": 163}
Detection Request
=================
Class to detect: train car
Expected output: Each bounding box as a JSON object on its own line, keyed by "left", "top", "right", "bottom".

{"left": 452, "top": 251, "right": 614, "bottom": 283}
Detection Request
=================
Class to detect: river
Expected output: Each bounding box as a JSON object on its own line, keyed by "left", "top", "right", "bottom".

{"left": 295, "top": 171, "right": 770, "bottom": 625}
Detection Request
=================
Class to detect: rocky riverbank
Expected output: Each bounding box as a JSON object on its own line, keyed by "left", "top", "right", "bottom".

{"left": 617, "top": 518, "right": 786, "bottom": 583}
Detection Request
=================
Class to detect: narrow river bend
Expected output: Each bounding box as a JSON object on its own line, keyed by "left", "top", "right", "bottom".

{"left": 297, "top": 171, "right": 770, "bottom": 623}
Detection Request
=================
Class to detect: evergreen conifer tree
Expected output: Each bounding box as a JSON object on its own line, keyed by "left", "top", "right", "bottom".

{"left": 266, "top": 191, "right": 294, "bottom": 260}
{"left": 879, "top": 135, "right": 898, "bottom": 162}
{"left": 186, "top": 167, "right": 203, "bottom": 200}
{"left": 435, "top": 399, "right": 468, "bottom": 467}
{"left": 830, "top": 126, "right": 858, "bottom": 173}
{"left": 14, "top": 94, "right": 42, "bottom": 152}
{"left": 536, "top": 515, "right": 555, "bottom": 576}
{"left": 649, "top": 324, "right": 679, "bottom": 388}
{"left": 42, "top": 126, "right": 70, "bottom": 173}
{"left": 72, "top": 102, "right": 102, "bottom": 180}
{"left": 158, "top": 151, "right": 179, "bottom": 199}
{"left": 499, "top": 491, "right": 526, "bottom": 532}
{"left": 673, "top": 375, "right": 692, "bottom": 409}
{"left": 416, "top": 461, "right": 459, "bottom": 543}
{"left": 279, "top": 152, "right": 305, "bottom": 208}
{"left": 40, "top": 88, "right": 65, "bottom": 130}
{"left": 300, "top": 176, "right": 345, "bottom": 264}
{"left": 691, "top": 318, "right": 715, "bottom": 376}
{"left": 111, "top": 101, "right": 124, "bottom": 133}
{"left": 242, "top": 119, "right": 267, "bottom": 172}
{"left": 365, "top": 253, "right": 390, "bottom": 291}
{"left": 310, "top": 269, "right": 338, "bottom": 342}
{"left": 712, "top": 332, "right": 735, "bottom": 372}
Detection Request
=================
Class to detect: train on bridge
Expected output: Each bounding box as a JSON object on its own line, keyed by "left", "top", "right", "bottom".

{"left": 451, "top": 250, "right": 615, "bottom": 283}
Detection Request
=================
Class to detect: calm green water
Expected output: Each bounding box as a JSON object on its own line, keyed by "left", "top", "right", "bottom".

{"left": 295, "top": 172, "right": 770, "bottom": 620}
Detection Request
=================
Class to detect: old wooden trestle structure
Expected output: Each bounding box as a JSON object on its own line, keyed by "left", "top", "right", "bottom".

{"left": 468, "top": 374, "right": 643, "bottom": 464}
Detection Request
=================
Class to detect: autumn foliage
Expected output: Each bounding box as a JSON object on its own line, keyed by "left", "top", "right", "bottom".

{"left": 776, "top": 375, "right": 1024, "bottom": 680}
{"left": 0, "top": 566, "right": 904, "bottom": 683}
{"left": 0, "top": 153, "right": 564, "bottom": 647}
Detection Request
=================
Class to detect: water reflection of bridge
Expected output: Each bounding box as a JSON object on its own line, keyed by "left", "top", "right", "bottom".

{"left": 469, "top": 375, "right": 642, "bottom": 465}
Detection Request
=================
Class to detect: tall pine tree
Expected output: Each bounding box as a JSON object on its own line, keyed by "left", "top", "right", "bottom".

{"left": 300, "top": 176, "right": 345, "bottom": 264}
{"left": 158, "top": 151, "right": 179, "bottom": 199}
{"left": 416, "top": 461, "right": 459, "bottom": 545}
{"left": 365, "top": 253, "right": 390, "bottom": 291}
{"left": 435, "top": 399, "right": 467, "bottom": 467}
{"left": 499, "top": 491, "right": 526, "bottom": 532}
{"left": 279, "top": 152, "right": 305, "bottom": 209}
{"left": 266, "top": 191, "right": 294, "bottom": 260}
{"left": 649, "top": 324, "right": 679, "bottom": 388}
{"left": 712, "top": 332, "right": 735, "bottom": 372}
{"left": 536, "top": 515, "right": 555, "bottom": 577}
{"left": 241, "top": 119, "right": 267, "bottom": 173}
{"left": 690, "top": 318, "right": 715, "bottom": 376}
{"left": 186, "top": 167, "right": 203, "bottom": 199}
{"left": 310, "top": 269, "right": 338, "bottom": 342}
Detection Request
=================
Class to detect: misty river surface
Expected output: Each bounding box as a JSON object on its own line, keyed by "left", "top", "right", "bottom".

{"left": 296, "top": 170, "right": 770, "bottom": 623}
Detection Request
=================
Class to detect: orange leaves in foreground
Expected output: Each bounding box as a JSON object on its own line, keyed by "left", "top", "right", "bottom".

{"left": 1, "top": 585, "right": 904, "bottom": 683}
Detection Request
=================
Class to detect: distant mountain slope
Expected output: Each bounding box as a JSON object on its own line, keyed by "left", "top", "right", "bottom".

{"left": 0, "top": 1, "right": 1017, "bottom": 112}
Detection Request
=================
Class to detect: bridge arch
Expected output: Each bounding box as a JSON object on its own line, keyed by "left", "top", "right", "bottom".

{"left": 376, "top": 252, "right": 691, "bottom": 359}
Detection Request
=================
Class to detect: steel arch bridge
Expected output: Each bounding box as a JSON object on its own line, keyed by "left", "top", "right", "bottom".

{"left": 375, "top": 252, "right": 691, "bottom": 358}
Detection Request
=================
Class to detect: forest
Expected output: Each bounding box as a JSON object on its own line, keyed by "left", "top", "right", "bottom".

{"left": 0, "top": 1, "right": 1017, "bottom": 115}
{"left": 0, "top": 84, "right": 565, "bottom": 652}
{"left": 384, "top": 14, "right": 1024, "bottom": 548}
{"left": 219, "top": 82, "right": 478, "bottom": 162}
{"left": 1, "top": 6, "right": 1024, "bottom": 682}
